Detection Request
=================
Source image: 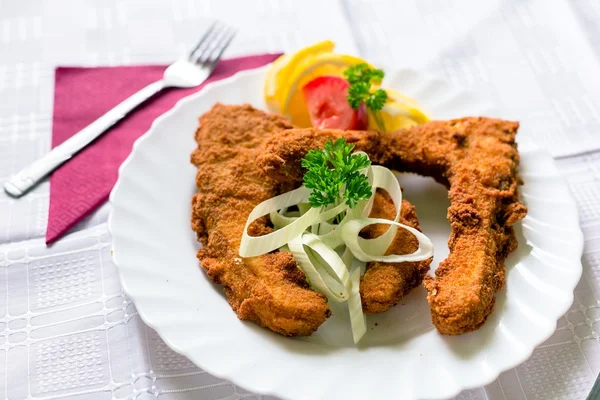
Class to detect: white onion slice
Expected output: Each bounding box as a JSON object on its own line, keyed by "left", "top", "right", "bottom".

{"left": 317, "top": 200, "right": 366, "bottom": 250}
{"left": 341, "top": 247, "right": 354, "bottom": 268}
{"left": 270, "top": 208, "right": 298, "bottom": 229}
{"left": 348, "top": 266, "right": 366, "bottom": 344}
{"left": 288, "top": 237, "right": 349, "bottom": 302}
{"left": 298, "top": 203, "right": 311, "bottom": 214}
{"left": 302, "top": 233, "right": 350, "bottom": 289}
{"left": 362, "top": 166, "right": 402, "bottom": 256}
{"left": 342, "top": 217, "right": 433, "bottom": 262}
{"left": 240, "top": 189, "right": 348, "bottom": 257}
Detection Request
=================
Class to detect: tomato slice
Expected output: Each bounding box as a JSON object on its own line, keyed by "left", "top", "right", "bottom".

{"left": 302, "top": 76, "right": 367, "bottom": 130}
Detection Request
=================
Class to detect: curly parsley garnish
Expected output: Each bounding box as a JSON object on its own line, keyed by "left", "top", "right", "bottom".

{"left": 301, "top": 138, "right": 372, "bottom": 217}
{"left": 344, "top": 63, "right": 388, "bottom": 131}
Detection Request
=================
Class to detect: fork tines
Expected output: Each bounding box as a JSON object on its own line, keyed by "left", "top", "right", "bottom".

{"left": 189, "top": 21, "right": 236, "bottom": 67}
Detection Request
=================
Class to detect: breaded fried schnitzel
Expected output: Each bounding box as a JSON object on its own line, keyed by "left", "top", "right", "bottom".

{"left": 190, "top": 104, "right": 429, "bottom": 336}
{"left": 257, "top": 118, "right": 527, "bottom": 335}
{"left": 190, "top": 104, "right": 330, "bottom": 337}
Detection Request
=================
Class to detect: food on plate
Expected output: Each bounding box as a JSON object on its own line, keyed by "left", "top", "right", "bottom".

{"left": 263, "top": 40, "right": 370, "bottom": 127}
{"left": 238, "top": 136, "right": 433, "bottom": 342}
{"left": 397, "top": 119, "right": 527, "bottom": 335}
{"left": 257, "top": 117, "right": 527, "bottom": 335}
{"left": 190, "top": 104, "right": 329, "bottom": 337}
{"left": 190, "top": 40, "right": 526, "bottom": 341}
{"left": 190, "top": 103, "right": 432, "bottom": 340}
{"left": 263, "top": 41, "right": 429, "bottom": 131}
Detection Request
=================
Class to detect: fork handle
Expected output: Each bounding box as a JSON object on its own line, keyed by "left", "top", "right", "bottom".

{"left": 4, "top": 80, "right": 166, "bottom": 197}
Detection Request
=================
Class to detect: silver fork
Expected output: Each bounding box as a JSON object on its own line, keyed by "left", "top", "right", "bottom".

{"left": 4, "top": 22, "right": 236, "bottom": 197}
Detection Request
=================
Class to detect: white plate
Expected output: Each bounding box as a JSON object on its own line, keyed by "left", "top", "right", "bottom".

{"left": 109, "top": 66, "right": 583, "bottom": 400}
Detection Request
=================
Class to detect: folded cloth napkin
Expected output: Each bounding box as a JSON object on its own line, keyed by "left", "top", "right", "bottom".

{"left": 46, "top": 53, "right": 281, "bottom": 244}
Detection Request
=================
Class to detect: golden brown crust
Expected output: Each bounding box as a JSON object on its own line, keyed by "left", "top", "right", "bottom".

{"left": 190, "top": 104, "right": 330, "bottom": 337}
{"left": 256, "top": 129, "right": 432, "bottom": 313}
{"left": 383, "top": 118, "right": 526, "bottom": 335}
{"left": 359, "top": 192, "right": 432, "bottom": 313}
{"left": 257, "top": 118, "right": 527, "bottom": 335}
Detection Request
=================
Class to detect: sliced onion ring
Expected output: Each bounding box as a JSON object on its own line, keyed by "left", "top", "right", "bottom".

{"left": 240, "top": 187, "right": 348, "bottom": 257}
{"left": 342, "top": 217, "right": 433, "bottom": 262}
{"left": 288, "top": 236, "right": 349, "bottom": 302}
{"left": 363, "top": 166, "right": 403, "bottom": 256}
{"left": 302, "top": 233, "right": 350, "bottom": 289}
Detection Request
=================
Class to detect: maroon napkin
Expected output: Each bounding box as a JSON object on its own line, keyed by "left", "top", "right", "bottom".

{"left": 47, "top": 53, "right": 281, "bottom": 244}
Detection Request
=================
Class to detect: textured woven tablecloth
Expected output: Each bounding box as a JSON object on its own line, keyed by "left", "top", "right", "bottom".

{"left": 1, "top": 1, "right": 600, "bottom": 399}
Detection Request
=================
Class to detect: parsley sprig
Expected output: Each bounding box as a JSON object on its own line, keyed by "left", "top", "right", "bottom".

{"left": 344, "top": 63, "right": 388, "bottom": 131}
{"left": 302, "top": 138, "right": 372, "bottom": 221}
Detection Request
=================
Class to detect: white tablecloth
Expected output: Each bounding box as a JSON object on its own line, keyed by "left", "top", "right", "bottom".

{"left": 1, "top": 1, "right": 599, "bottom": 399}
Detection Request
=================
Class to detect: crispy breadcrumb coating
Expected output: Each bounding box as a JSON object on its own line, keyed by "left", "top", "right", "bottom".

{"left": 190, "top": 104, "right": 430, "bottom": 336}
{"left": 190, "top": 104, "right": 330, "bottom": 337}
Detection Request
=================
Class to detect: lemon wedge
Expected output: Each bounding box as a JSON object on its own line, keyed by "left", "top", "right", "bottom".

{"left": 264, "top": 40, "right": 430, "bottom": 130}
{"left": 264, "top": 54, "right": 291, "bottom": 112}
{"left": 264, "top": 40, "right": 335, "bottom": 114}
{"left": 368, "top": 88, "right": 430, "bottom": 131}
